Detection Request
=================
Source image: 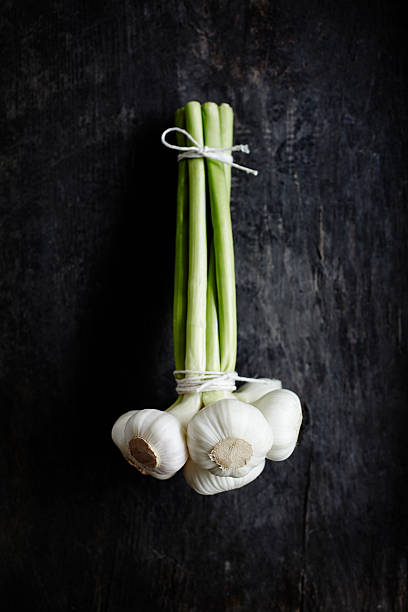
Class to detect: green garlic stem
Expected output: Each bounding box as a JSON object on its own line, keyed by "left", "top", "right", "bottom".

{"left": 203, "top": 239, "right": 230, "bottom": 406}
{"left": 205, "top": 241, "right": 220, "bottom": 372}
{"left": 202, "top": 102, "right": 237, "bottom": 373}
{"left": 173, "top": 107, "right": 189, "bottom": 374}
{"left": 184, "top": 101, "right": 207, "bottom": 374}
{"left": 219, "top": 103, "right": 234, "bottom": 199}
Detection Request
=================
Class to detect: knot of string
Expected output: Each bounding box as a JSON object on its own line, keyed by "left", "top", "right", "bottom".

{"left": 173, "top": 370, "right": 274, "bottom": 394}
{"left": 161, "top": 127, "right": 258, "bottom": 176}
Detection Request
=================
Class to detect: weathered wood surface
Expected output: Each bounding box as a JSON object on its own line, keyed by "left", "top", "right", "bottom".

{"left": 1, "top": 1, "right": 407, "bottom": 610}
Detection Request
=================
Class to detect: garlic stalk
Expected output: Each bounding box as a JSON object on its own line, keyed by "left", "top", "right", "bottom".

{"left": 187, "top": 398, "right": 273, "bottom": 477}
{"left": 184, "top": 457, "right": 266, "bottom": 495}
{"left": 202, "top": 102, "right": 236, "bottom": 373}
{"left": 201, "top": 102, "right": 237, "bottom": 409}
{"left": 111, "top": 101, "right": 303, "bottom": 492}
{"left": 172, "top": 107, "right": 189, "bottom": 375}
{"left": 165, "top": 393, "right": 201, "bottom": 430}
{"left": 254, "top": 389, "right": 302, "bottom": 461}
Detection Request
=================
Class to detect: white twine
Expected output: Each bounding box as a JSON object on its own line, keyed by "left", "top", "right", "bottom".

{"left": 161, "top": 127, "right": 259, "bottom": 176}
{"left": 174, "top": 370, "right": 272, "bottom": 394}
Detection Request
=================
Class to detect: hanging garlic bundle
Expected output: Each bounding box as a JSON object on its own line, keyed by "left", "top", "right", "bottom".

{"left": 111, "top": 101, "right": 303, "bottom": 494}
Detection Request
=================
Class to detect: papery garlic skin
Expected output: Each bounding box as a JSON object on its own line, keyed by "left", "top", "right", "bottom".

{"left": 187, "top": 398, "right": 273, "bottom": 478}
{"left": 184, "top": 458, "right": 266, "bottom": 495}
{"left": 233, "top": 378, "right": 282, "bottom": 404}
{"left": 111, "top": 410, "right": 137, "bottom": 448}
{"left": 111, "top": 409, "right": 188, "bottom": 479}
{"left": 254, "top": 389, "right": 302, "bottom": 461}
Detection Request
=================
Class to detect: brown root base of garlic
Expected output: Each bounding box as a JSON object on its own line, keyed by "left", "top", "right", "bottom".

{"left": 128, "top": 436, "right": 158, "bottom": 469}
{"left": 209, "top": 437, "right": 253, "bottom": 469}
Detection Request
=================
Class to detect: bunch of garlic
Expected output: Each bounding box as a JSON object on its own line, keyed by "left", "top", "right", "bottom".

{"left": 111, "top": 377, "right": 303, "bottom": 496}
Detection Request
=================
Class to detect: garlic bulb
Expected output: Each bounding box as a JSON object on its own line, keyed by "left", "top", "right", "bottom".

{"left": 184, "top": 458, "right": 266, "bottom": 495}
{"left": 254, "top": 389, "right": 302, "bottom": 461}
{"left": 187, "top": 398, "right": 273, "bottom": 478}
{"left": 233, "top": 378, "right": 282, "bottom": 404}
{"left": 111, "top": 408, "right": 188, "bottom": 479}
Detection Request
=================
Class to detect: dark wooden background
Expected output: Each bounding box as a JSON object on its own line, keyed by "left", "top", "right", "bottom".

{"left": 1, "top": 1, "right": 407, "bottom": 610}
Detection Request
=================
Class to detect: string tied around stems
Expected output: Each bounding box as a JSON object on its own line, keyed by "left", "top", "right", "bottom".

{"left": 161, "top": 127, "right": 259, "bottom": 176}
{"left": 174, "top": 370, "right": 274, "bottom": 394}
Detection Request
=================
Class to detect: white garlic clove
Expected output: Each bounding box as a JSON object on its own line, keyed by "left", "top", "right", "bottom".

{"left": 187, "top": 398, "right": 273, "bottom": 478}
{"left": 254, "top": 389, "right": 302, "bottom": 461}
{"left": 184, "top": 458, "right": 266, "bottom": 495}
{"left": 233, "top": 378, "right": 282, "bottom": 404}
{"left": 111, "top": 409, "right": 188, "bottom": 478}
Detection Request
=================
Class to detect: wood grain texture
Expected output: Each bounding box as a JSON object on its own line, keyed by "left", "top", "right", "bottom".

{"left": 1, "top": 1, "right": 407, "bottom": 610}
